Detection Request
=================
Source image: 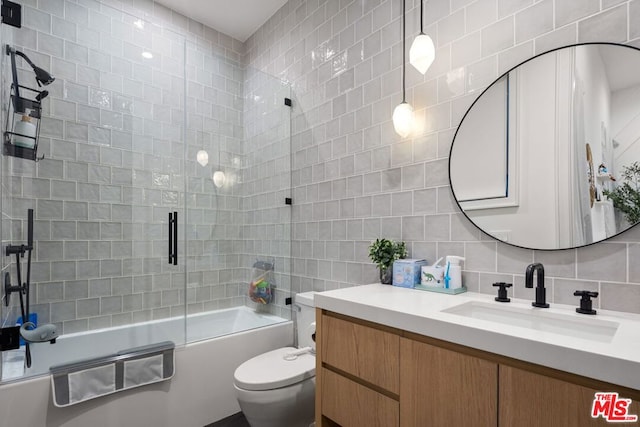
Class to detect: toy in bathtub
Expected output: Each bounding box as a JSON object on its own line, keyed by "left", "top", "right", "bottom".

{"left": 248, "top": 260, "right": 275, "bottom": 304}
{"left": 249, "top": 278, "right": 273, "bottom": 304}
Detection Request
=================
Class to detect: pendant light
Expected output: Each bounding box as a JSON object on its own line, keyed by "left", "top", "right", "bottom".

{"left": 196, "top": 150, "right": 209, "bottom": 166}
{"left": 410, "top": 0, "right": 435, "bottom": 74}
{"left": 212, "top": 142, "right": 225, "bottom": 188}
{"left": 393, "top": 0, "right": 414, "bottom": 138}
{"left": 213, "top": 170, "right": 226, "bottom": 188}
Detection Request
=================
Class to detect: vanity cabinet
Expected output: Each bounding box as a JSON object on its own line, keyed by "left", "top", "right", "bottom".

{"left": 316, "top": 309, "right": 640, "bottom": 427}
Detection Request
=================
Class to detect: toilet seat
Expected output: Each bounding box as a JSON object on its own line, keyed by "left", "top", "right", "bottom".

{"left": 234, "top": 347, "right": 315, "bottom": 391}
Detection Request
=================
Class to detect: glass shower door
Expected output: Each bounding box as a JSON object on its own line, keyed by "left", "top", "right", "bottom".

{"left": 0, "top": 4, "right": 188, "bottom": 381}
{"left": 183, "top": 43, "right": 292, "bottom": 342}
{"left": 242, "top": 67, "right": 292, "bottom": 320}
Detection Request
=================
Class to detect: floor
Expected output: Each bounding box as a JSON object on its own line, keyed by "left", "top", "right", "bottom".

{"left": 205, "top": 412, "right": 250, "bottom": 427}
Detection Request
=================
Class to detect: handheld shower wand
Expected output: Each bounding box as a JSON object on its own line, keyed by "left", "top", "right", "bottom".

{"left": 4, "top": 209, "right": 58, "bottom": 367}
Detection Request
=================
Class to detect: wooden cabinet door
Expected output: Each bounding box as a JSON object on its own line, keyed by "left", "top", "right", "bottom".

{"left": 400, "top": 337, "right": 498, "bottom": 427}
{"left": 321, "top": 368, "right": 399, "bottom": 427}
{"left": 499, "top": 365, "right": 640, "bottom": 427}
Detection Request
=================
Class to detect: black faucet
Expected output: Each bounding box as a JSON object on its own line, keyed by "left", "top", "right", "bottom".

{"left": 525, "top": 263, "right": 549, "bottom": 308}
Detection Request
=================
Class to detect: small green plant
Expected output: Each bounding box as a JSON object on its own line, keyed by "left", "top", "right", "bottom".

{"left": 603, "top": 162, "right": 640, "bottom": 225}
{"left": 368, "top": 238, "right": 408, "bottom": 271}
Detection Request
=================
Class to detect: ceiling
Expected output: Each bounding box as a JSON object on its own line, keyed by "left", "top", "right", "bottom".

{"left": 599, "top": 45, "right": 640, "bottom": 92}
{"left": 155, "top": 0, "right": 287, "bottom": 42}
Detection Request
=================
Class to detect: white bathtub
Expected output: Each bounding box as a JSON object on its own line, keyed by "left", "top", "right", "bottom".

{"left": 0, "top": 307, "right": 293, "bottom": 427}
{"left": 0, "top": 306, "right": 287, "bottom": 380}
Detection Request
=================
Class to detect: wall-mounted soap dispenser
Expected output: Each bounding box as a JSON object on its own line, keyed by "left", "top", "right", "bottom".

{"left": 444, "top": 256, "right": 465, "bottom": 289}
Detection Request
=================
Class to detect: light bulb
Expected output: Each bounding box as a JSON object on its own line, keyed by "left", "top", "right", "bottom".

{"left": 409, "top": 34, "right": 436, "bottom": 75}
{"left": 196, "top": 150, "right": 209, "bottom": 166}
{"left": 213, "top": 170, "right": 226, "bottom": 188}
{"left": 392, "top": 102, "right": 414, "bottom": 138}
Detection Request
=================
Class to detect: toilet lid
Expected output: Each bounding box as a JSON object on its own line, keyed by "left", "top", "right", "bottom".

{"left": 234, "top": 347, "right": 315, "bottom": 391}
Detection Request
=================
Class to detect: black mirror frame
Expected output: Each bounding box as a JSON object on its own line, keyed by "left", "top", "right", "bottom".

{"left": 448, "top": 42, "right": 640, "bottom": 251}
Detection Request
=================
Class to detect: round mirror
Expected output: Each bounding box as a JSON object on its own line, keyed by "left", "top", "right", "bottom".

{"left": 449, "top": 43, "right": 640, "bottom": 250}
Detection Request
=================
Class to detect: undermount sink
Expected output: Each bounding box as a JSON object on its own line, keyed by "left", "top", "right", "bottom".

{"left": 441, "top": 301, "right": 619, "bottom": 343}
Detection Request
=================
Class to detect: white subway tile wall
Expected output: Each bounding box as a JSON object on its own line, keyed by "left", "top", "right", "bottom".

{"left": 244, "top": 0, "right": 640, "bottom": 314}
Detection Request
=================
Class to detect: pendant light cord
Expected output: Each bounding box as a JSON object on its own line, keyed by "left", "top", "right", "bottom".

{"left": 420, "top": 0, "right": 424, "bottom": 34}
{"left": 402, "top": 0, "right": 406, "bottom": 103}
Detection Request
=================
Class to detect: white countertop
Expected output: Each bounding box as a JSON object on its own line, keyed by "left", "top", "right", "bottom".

{"left": 314, "top": 284, "right": 640, "bottom": 390}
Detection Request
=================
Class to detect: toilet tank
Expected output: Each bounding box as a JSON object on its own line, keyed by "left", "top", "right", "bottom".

{"left": 294, "top": 291, "right": 316, "bottom": 350}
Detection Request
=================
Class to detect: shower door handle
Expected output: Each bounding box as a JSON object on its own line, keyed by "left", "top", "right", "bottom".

{"left": 168, "top": 212, "right": 173, "bottom": 264}
{"left": 168, "top": 212, "right": 177, "bottom": 265}
{"left": 172, "top": 211, "right": 178, "bottom": 265}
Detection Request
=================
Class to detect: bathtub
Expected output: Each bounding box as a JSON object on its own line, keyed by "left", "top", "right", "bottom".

{"left": 0, "top": 306, "right": 293, "bottom": 427}
{"left": 1, "top": 306, "right": 287, "bottom": 379}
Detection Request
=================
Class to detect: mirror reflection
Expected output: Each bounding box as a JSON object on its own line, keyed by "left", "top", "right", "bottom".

{"left": 449, "top": 43, "right": 640, "bottom": 250}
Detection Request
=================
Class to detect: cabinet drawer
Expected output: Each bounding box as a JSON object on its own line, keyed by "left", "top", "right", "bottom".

{"left": 321, "top": 313, "right": 399, "bottom": 393}
{"left": 322, "top": 368, "right": 399, "bottom": 427}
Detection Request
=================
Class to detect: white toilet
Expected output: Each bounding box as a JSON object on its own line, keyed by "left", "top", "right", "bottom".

{"left": 234, "top": 291, "right": 316, "bottom": 427}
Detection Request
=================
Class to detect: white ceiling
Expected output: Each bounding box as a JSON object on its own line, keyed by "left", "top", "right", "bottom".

{"left": 600, "top": 45, "right": 640, "bottom": 92}
{"left": 155, "top": 0, "right": 287, "bottom": 42}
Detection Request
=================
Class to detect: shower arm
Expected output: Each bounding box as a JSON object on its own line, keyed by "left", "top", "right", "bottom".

{"left": 6, "top": 44, "right": 21, "bottom": 100}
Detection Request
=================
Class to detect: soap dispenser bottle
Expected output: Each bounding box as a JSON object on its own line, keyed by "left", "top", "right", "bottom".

{"left": 445, "top": 256, "right": 465, "bottom": 289}
{"left": 13, "top": 115, "right": 36, "bottom": 148}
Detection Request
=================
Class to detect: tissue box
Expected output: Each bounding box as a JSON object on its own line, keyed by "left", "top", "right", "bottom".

{"left": 392, "top": 259, "right": 428, "bottom": 288}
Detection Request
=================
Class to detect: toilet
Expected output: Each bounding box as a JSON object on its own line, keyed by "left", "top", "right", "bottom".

{"left": 234, "top": 291, "right": 316, "bottom": 427}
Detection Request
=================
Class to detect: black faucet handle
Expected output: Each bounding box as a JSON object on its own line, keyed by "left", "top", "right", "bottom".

{"left": 574, "top": 290, "right": 598, "bottom": 315}
{"left": 493, "top": 282, "right": 512, "bottom": 303}
{"left": 574, "top": 290, "right": 599, "bottom": 298}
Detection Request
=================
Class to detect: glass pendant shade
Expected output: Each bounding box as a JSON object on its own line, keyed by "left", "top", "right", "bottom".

{"left": 410, "top": 34, "right": 435, "bottom": 74}
{"left": 392, "top": 102, "right": 414, "bottom": 138}
{"left": 196, "top": 150, "right": 209, "bottom": 166}
{"left": 213, "top": 170, "right": 226, "bottom": 188}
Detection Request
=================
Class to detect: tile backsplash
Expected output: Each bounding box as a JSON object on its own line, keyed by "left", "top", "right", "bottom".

{"left": 244, "top": 0, "right": 640, "bottom": 314}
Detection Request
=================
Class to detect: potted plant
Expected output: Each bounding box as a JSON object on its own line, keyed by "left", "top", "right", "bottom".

{"left": 603, "top": 161, "right": 640, "bottom": 226}
{"left": 368, "top": 238, "right": 407, "bottom": 284}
